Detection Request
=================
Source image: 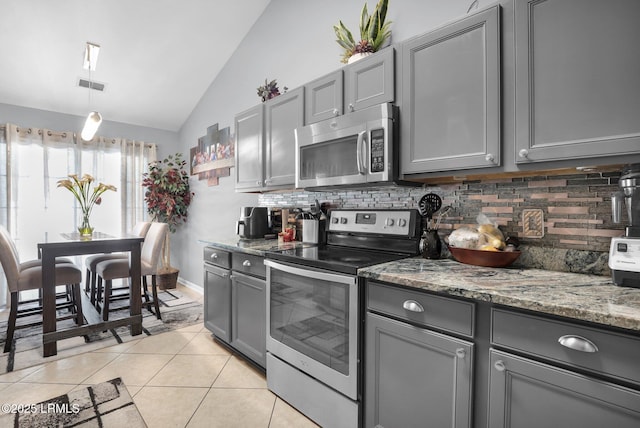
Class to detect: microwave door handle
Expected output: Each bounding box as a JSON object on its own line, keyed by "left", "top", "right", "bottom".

{"left": 356, "top": 131, "right": 367, "bottom": 175}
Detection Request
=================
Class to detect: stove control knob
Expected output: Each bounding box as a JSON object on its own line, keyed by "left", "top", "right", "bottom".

{"left": 331, "top": 217, "right": 339, "bottom": 224}
{"left": 385, "top": 218, "right": 395, "bottom": 227}
{"left": 398, "top": 218, "right": 407, "bottom": 227}
{"left": 340, "top": 217, "right": 348, "bottom": 224}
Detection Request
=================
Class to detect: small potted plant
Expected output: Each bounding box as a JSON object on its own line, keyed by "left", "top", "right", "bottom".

{"left": 334, "top": 0, "right": 392, "bottom": 64}
{"left": 142, "top": 152, "right": 194, "bottom": 289}
{"left": 257, "top": 78, "right": 288, "bottom": 102}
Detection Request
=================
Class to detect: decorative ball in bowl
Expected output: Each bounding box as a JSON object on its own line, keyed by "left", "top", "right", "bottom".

{"left": 447, "top": 245, "right": 521, "bottom": 268}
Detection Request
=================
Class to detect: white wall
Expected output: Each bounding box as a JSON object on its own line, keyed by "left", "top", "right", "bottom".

{"left": 0, "top": 102, "right": 178, "bottom": 148}
{"left": 174, "top": 0, "right": 497, "bottom": 287}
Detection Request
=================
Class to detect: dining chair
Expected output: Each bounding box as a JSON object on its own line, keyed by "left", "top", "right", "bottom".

{"left": 84, "top": 221, "right": 151, "bottom": 305}
{"left": 0, "top": 225, "right": 83, "bottom": 353}
{"left": 95, "top": 222, "right": 168, "bottom": 321}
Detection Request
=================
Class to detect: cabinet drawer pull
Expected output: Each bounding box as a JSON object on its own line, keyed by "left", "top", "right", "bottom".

{"left": 242, "top": 260, "right": 252, "bottom": 267}
{"left": 455, "top": 348, "right": 466, "bottom": 359}
{"left": 494, "top": 360, "right": 506, "bottom": 372}
{"left": 210, "top": 253, "right": 218, "bottom": 259}
{"left": 558, "top": 335, "right": 599, "bottom": 353}
{"left": 402, "top": 300, "right": 424, "bottom": 313}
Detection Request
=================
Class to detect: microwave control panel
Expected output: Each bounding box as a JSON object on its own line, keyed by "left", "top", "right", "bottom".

{"left": 370, "top": 128, "right": 385, "bottom": 173}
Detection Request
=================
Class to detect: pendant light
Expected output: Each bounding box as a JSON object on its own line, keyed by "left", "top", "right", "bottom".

{"left": 81, "top": 42, "right": 102, "bottom": 141}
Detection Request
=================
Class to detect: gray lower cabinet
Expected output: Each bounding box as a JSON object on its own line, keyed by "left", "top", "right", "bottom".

{"left": 488, "top": 349, "right": 640, "bottom": 428}
{"left": 401, "top": 6, "right": 500, "bottom": 174}
{"left": 364, "top": 283, "right": 474, "bottom": 428}
{"left": 230, "top": 271, "right": 266, "bottom": 367}
{"left": 203, "top": 247, "right": 266, "bottom": 368}
{"left": 203, "top": 262, "right": 231, "bottom": 342}
{"left": 489, "top": 308, "right": 640, "bottom": 428}
{"left": 514, "top": 0, "right": 640, "bottom": 163}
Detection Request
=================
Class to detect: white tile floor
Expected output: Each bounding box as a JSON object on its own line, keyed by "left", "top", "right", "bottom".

{"left": 0, "top": 285, "right": 319, "bottom": 427}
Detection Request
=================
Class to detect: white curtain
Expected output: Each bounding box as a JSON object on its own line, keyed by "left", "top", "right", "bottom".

{"left": 0, "top": 124, "right": 157, "bottom": 308}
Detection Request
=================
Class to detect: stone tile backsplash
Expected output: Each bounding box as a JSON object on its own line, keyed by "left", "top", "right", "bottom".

{"left": 259, "top": 170, "right": 625, "bottom": 276}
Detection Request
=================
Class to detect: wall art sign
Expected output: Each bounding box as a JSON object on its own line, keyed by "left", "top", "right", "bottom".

{"left": 190, "top": 123, "right": 234, "bottom": 186}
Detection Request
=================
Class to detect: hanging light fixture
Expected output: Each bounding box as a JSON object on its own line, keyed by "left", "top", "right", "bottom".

{"left": 81, "top": 42, "right": 102, "bottom": 141}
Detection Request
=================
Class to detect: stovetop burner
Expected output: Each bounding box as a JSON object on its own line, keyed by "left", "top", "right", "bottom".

{"left": 266, "top": 209, "right": 422, "bottom": 274}
{"left": 267, "top": 244, "right": 411, "bottom": 275}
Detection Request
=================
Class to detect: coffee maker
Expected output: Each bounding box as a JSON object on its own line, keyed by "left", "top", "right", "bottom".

{"left": 609, "top": 164, "right": 640, "bottom": 288}
{"left": 236, "top": 207, "right": 270, "bottom": 239}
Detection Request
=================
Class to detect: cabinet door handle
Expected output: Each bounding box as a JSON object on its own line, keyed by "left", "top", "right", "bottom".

{"left": 455, "top": 348, "right": 466, "bottom": 359}
{"left": 558, "top": 335, "right": 599, "bottom": 353}
{"left": 210, "top": 253, "right": 218, "bottom": 259}
{"left": 518, "top": 149, "right": 529, "bottom": 159}
{"left": 485, "top": 153, "right": 495, "bottom": 163}
{"left": 209, "top": 270, "right": 228, "bottom": 279}
{"left": 402, "top": 300, "right": 424, "bottom": 313}
{"left": 494, "top": 360, "right": 506, "bottom": 372}
{"left": 242, "top": 260, "right": 252, "bottom": 267}
{"left": 332, "top": 108, "right": 339, "bottom": 116}
{"left": 348, "top": 103, "right": 355, "bottom": 112}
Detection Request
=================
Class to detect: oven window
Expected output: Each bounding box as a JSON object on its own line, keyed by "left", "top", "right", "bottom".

{"left": 299, "top": 135, "right": 359, "bottom": 180}
{"left": 269, "top": 268, "right": 350, "bottom": 375}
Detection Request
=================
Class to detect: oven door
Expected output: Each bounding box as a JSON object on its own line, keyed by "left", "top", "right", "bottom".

{"left": 265, "top": 259, "right": 359, "bottom": 400}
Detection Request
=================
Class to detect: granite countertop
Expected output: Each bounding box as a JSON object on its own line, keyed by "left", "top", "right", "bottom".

{"left": 199, "top": 238, "right": 311, "bottom": 256}
{"left": 359, "top": 257, "right": 640, "bottom": 333}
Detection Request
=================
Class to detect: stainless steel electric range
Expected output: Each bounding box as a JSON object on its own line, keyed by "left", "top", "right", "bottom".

{"left": 264, "top": 209, "right": 421, "bottom": 428}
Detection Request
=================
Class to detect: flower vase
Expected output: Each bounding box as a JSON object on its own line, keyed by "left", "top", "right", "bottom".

{"left": 78, "top": 213, "right": 94, "bottom": 237}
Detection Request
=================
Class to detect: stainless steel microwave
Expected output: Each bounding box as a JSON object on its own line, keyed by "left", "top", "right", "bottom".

{"left": 295, "top": 103, "right": 404, "bottom": 189}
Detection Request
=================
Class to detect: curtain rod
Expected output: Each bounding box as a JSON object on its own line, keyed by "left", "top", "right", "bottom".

{"left": 1, "top": 124, "right": 156, "bottom": 149}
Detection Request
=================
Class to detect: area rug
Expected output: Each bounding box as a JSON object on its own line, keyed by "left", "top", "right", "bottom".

{"left": 0, "top": 377, "right": 147, "bottom": 427}
{"left": 1, "top": 288, "right": 203, "bottom": 374}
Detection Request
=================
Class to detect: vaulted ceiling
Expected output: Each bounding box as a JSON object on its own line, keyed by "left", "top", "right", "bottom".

{"left": 0, "top": 0, "right": 271, "bottom": 131}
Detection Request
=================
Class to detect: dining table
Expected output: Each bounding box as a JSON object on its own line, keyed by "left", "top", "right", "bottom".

{"left": 38, "top": 231, "right": 145, "bottom": 357}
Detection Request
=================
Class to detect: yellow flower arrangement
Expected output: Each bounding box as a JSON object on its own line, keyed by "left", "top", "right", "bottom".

{"left": 57, "top": 174, "right": 117, "bottom": 235}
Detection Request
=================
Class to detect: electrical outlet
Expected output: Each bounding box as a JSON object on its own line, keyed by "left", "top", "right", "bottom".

{"left": 523, "top": 209, "right": 544, "bottom": 238}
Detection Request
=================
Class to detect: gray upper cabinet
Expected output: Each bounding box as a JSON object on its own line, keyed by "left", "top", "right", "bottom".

{"left": 265, "top": 87, "right": 304, "bottom": 188}
{"left": 344, "top": 47, "right": 395, "bottom": 114}
{"left": 234, "top": 104, "right": 264, "bottom": 192}
{"left": 401, "top": 6, "right": 500, "bottom": 174}
{"left": 514, "top": 0, "right": 640, "bottom": 164}
{"left": 304, "top": 48, "right": 395, "bottom": 124}
{"left": 304, "top": 70, "right": 343, "bottom": 124}
{"left": 235, "top": 87, "right": 304, "bottom": 192}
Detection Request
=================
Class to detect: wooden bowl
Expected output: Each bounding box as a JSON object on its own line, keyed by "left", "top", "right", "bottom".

{"left": 447, "top": 245, "right": 521, "bottom": 268}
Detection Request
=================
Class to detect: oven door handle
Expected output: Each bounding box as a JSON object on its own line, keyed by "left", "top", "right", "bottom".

{"left": 265, "top": 259, "right": 357, "bottom": 285}
{"left": 356, "top": 131, "right": 367, "bottom": 175}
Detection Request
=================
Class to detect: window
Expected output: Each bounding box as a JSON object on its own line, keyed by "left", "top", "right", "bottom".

{"left": 0, "top": 124, "right": 157, "bottom": 307}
